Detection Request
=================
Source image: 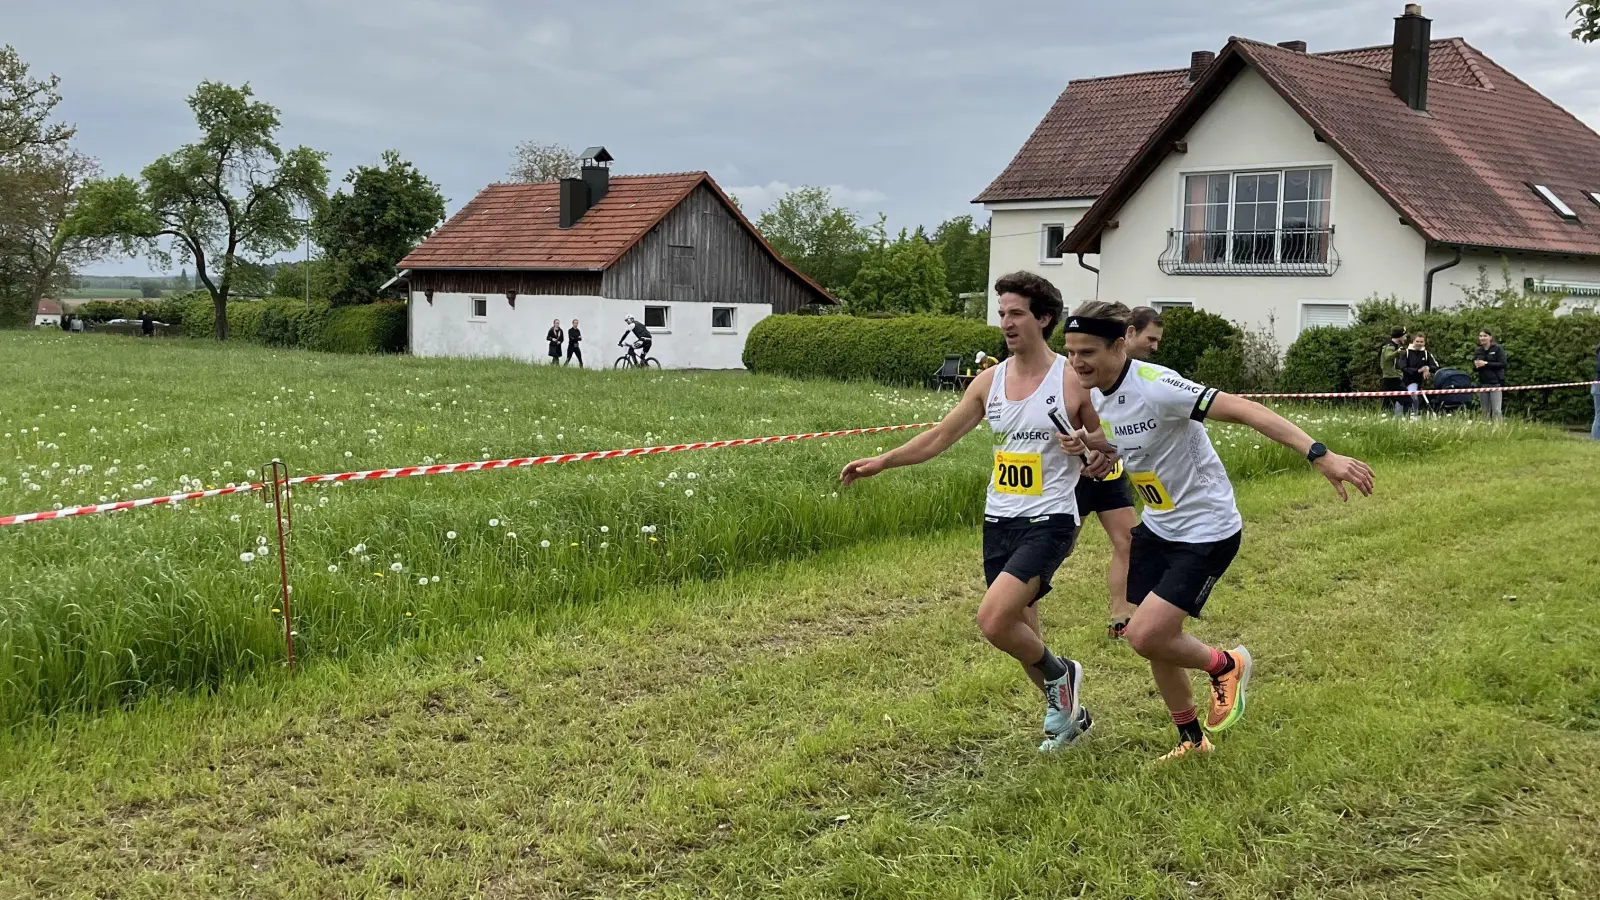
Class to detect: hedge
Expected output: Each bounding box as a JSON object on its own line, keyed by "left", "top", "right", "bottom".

{"left": 181, "top": 296, "right": 408, "bottom": 354}
{"left": 743, "top": 314, "right": 1004, "bottom": 386}
{"left": 1282, "top": 298, "right": 1600, "bottom": 424}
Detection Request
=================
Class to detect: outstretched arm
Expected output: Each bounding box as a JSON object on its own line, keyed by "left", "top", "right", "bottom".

{"left": 841, "top": 369, "right": 992, "bottom": 486}
{"left": 1208, "top": 392, "right": 1374, "bottom": 500}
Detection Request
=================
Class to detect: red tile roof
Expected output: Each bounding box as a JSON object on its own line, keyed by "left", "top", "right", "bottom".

{"left": 399, "top": 171, "right": 835, "bottom": 303}
{"left": 401, "top": 173, "right": 705, "bottom": 270}
{"left": 36, "top": 299, "right": 61, "bottom": 316}
{"left": 1064, "top": 38, "right": 1600, "bottom": 258}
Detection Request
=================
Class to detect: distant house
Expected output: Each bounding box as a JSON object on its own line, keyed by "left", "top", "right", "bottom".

{"left": 978, "top": 4, "right": 1600, "bottom": 349}
{"left": 398, "top": 148, "right": 835, "bottom": 369}
{"left": 34, "top": 299, "right": 61, "bottom": 328}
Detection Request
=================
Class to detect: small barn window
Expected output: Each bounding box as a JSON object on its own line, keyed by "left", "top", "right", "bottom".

{"left": 644, "top": 305, "right": 670, "bottom": 330}
{"left": 670, "top": 245, "right": 695, "bottom": 287}
{"left": 1039, "top": 225, "right": 1066, "bottom": 263}
{"left": 711, "top": 307, "right": 735, "bottom": 331}
{"left": 470, "top": 296, "right": 488, "bottom": 320}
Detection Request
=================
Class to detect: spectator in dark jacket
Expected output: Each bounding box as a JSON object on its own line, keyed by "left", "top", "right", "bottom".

{"left": 1591, "top": 344, "right": 1600, "bottom": 441}
{"left": 1401, "top": 333, "right": 1439, "bottom": 418}
{"left": 141, "top": 310, "right": 155, "bottom": 337}
{"left": 1472, "top": 329, "right": 1506, "bottom": 422}
{"left": 546, "top": 320, "right": 564, "bottom": 365}
{"left": 1380, "top": 327, "right": 1407, "bottom": 416}
{"left": 565, "top": 319, "right": 583, "bottom": 367}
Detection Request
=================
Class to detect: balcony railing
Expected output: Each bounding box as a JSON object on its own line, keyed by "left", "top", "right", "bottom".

{"left": 1158, "top": 227, "right": 1340, "bottom": 276}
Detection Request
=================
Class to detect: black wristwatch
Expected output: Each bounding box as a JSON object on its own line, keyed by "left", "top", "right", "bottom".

{"left": 1305, "top": 442, "right": 1328, "bottom": 464}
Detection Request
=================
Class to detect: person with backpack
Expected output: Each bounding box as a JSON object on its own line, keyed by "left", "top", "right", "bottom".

{"left": 1380, "top": 328, "right": 1407, "bottom": 416}
{"left": 1400, "top": 333, "right": 1439, "bottom": 418}
{"left": 1472, "top": 329, "right": 1507, "bottom": 422}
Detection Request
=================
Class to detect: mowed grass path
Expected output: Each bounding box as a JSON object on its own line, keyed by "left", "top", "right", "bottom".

{"left": 2, "top": 439, "right": 1597, "bottom": 898}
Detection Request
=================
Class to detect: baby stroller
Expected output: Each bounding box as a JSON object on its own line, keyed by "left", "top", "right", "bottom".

{"left": 1428, "top": 367, "right": 1477, "bottom": 415}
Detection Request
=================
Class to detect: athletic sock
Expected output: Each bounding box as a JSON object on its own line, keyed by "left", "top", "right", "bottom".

{"left": 1172, "top": 707, "right": 1204, "bottom": 745}
{"left": 1205, "top": 647, "right": 1235, "bottom": 678}
{"left": 1034, "top": 648, "right": 1070, "bottom": 682}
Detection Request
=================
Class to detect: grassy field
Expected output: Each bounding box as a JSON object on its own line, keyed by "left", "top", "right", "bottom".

{"left": 61, "top": 289, "right": 143, "bottom": 300}
{"left": 1, "top": 434, "right": 1597, "bottom": 898}
{"left": 0, "top": 331, "right": 1558, "bottom": 727}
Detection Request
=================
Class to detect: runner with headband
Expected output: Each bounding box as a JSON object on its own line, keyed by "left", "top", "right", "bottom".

{"left": 842, "top": 272, "right": 1118, "bottom": 752}
{"left": 1061, "top": 300, "right": 1373, "bottom": 761}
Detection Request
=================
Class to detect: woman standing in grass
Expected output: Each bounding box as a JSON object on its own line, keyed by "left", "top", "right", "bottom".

{"left": 841, "top": 272, "right": 1116, "bottom": 753}
{"left": 1061, "top": 300, "right": 1374, "bottom": 761}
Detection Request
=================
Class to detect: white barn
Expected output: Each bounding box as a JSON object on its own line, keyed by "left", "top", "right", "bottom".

{"left": 399, "top": 150, "right": 835, "bottom": 369}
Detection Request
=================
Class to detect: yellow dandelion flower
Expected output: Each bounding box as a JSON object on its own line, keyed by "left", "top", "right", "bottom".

{"left": 405, "top": 611, "right": 413, "bottom": 617}
{"left": 648, "top": 536, "right": 659, "bottom": 543}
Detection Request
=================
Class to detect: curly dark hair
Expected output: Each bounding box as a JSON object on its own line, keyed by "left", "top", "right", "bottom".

{"left": 992, "top": 271, "right": 1064, "bottom": 337}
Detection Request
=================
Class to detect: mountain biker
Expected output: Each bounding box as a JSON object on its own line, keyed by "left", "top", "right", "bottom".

{"left": 622, "top": 316, "right": 653, "bottom": 362}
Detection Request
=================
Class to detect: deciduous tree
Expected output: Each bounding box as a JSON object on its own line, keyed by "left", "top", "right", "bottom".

{"left": 508, "top": 141, "right": 580, "bottom": 183}
{"left": 843, "top": 227, "right": 949, "bottom": 315}
{"left": 69, "top": 82, "right": 328, "bottom": 339}
{"left": 755, "top": 187, "right": 872, "bottom": 295}
{"left": 313, "top": 151, "right": 445, "bottom": 305}
{"left": 1572, "top": 0, "right": 1600, "bottom": 41}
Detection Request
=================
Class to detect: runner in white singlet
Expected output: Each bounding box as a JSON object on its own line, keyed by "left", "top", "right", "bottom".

{"left": 842, "top": 272, "right": 1117, "bottom": 753}
{"left": 1061, "top": 300, "right": 1374, "bottom": 762}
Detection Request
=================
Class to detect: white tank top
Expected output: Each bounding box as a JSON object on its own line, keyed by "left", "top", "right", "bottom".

{"left": 984, "top": 354, "right": 1081, "bottom": 521}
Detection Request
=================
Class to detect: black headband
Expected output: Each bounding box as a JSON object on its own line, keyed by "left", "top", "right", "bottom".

{"left": 1063, "top": 316, "right": 1127, "bottom": 341}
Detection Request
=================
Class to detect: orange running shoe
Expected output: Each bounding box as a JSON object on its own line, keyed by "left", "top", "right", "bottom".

{"left": 1156, "top": 736, "right": 1214, "bottom": 762}
{"left": 1204, "top": 646, "right": 1253, "bottom": 733}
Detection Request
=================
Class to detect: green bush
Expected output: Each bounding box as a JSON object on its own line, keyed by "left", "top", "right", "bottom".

{"left": 1281, "top": 297, "right": 1600, "bottom": 424}
{"left": 1146, "top": 307, "right": 1239, "bottom": 378}
{"left": 182, "top": 297, "right": 407, "bottom": 354}
{"left": 744, "top": 314, "right": 1004, "bottom": 386}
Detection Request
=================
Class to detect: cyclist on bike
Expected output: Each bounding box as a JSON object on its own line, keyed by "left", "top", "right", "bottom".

{"left": 622, "top": 316, "right": 653, "bottom": 363}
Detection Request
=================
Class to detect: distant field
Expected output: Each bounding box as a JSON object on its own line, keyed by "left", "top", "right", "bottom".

{"left": 62, "top": 289, "right": 143, "bottom": 300}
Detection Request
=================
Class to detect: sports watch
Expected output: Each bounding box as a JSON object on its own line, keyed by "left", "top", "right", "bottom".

{"left": 1305, "top": 442, "right": 1328, "bottom": 464}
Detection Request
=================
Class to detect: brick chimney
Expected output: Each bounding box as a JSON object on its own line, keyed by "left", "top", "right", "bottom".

{"left": 1390, "top": 4, "right": 1431, "bottom": 112}
{"left": 1189, "top": 50, "right": 1216, "bottom": 84}
{"left": 1277, "top": 40, "right": 1307, "bottom": 52}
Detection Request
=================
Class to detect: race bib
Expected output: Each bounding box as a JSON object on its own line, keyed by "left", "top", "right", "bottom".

{"left": 1131, "top": 471, "right": 1175, "bottom": 511}
{"left": 993, "top": 451, "right": 1043, "bottom": 496}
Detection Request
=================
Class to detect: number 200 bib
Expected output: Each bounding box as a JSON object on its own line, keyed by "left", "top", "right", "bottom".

{"left": 992, "top": 451, "right": 1043, "bottom": 496}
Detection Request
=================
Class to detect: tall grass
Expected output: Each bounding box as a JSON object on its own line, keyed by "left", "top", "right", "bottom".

{"left": 0, "top": 331, "right": 1562, "bottom": 725}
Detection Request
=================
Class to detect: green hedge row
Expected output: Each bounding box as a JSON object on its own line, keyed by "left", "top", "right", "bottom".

{"left": 1281, "top": 299, "right": 1600, "bottom": 424}
{"left": 181, "top": 296, "right": 408, "bottom": 354}
{"left": 743, "top": 314, "right": 1005, "bottom": 386}
{"left": 73, "top": 296, "right": 193, "bottom": 326}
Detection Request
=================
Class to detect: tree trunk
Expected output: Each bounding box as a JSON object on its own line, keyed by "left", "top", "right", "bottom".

{"left": 211, "top": 291, "right": 229, "bottom": 341}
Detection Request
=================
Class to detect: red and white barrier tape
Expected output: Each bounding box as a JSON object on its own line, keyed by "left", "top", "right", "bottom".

{"left": 0, "top": 422, "right": 938, "bottom": 528}
{"left": 1240, "top": 380, "right": 1600, "bottom": 400}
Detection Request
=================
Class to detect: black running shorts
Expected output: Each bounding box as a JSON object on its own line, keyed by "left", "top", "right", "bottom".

{"left": 1127, "top": 523, "right": 1242, "bottom": 617}
{"left": 1075, "top": 471, "right": 1136, "bottom": 516}
{"left": 982, "top": 514, "right": 1080, "bottom": 606}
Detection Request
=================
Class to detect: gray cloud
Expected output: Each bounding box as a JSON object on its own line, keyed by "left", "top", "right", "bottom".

{"left": 4, "top": 0, "right": 1594, "bottom": 275}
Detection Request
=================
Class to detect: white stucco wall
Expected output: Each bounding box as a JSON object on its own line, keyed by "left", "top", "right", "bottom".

{"left": 1096, "top": 67, "right": 1428, "bottom": 351}
{"left": 34, "top": 315, "right": 60, "bottom": 327}
{"left": 985, "top": 202, "right": 1100, "bottom": 324}
{"left": 410, "top": 293, "right": 770, "bottom": 369}
{"left": 1428, "top": 249, "right": 1600, "bottom": 313}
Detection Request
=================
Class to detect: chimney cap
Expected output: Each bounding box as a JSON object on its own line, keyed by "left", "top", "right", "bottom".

{"left": 579, "top": 146, "right": 613, "bottom": 165}
{"left": 1403, "top": 3, "right": 1423, "bottom": 15}
{"left": 1277, "top": 40, "right": 1307, "bottom": 52}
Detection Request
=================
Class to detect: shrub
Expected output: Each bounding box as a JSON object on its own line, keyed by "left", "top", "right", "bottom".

{"left": 1280, "top": 326, "right": 1353, "bottom": 393}
{"left": 1145, "top": 307, "right": 1239, "bottom": 378}
{"left": 744, "top": 314, "right": 1004, "bottom": 386}
{"left": 1192, "top": 319, "right": 1280, "bottom": 394}
{"left": 182, "top": 296, "right": 407, "bottom": 354}
{"left": 316, "top": 302, "right": 408, "bottom": 354}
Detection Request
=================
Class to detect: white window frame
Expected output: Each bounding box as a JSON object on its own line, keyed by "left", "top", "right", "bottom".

{"left": 469, "top": 295, "right": 488, "bottom": 321}
{"left": 710, "top": 306, "right": 736, "bottom": 333}
{"left": 1589, "top": 191, "right": 1600, "bottom": 209}
{"left": 1297, "top": 299, "right": 1355, "bottom": 333}
{"left": 644, "top": 305, "right": 671, "bottom": 333}
{"left": 1171, "top": 161, "right": 1338, "bottom": 269}
{"left": 1147, "top": 298, "right": 1195, "bottom": 312}
{"left": 1038, "top": 223, "right": 1067, "bottom": 265}
{"left": 1530, "top": 183, "right": 1577, "bottom": 220}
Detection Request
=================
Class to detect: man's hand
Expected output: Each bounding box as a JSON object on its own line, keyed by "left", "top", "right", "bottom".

{"left": 1057, "top": 428, "right": 1093, "bottom": 456}
{"left": 1421, "top": 366, "right": 1432, "bottom": 380}
{"left": 1313, "top": 452, "right": 1374, "bottom": 501}
{"left": 1082, "top": 449, "right": 1116, "bottom": 480}
{"left": 1474, "top": 359, "right": 1487, "bottom": 369}
{"left": 841, "top": 456, "right": 886, "bottom": 487}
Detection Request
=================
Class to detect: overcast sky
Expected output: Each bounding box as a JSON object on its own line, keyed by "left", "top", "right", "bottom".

{"left": 7, "top": 0, "right": 1596, "bottom": 276}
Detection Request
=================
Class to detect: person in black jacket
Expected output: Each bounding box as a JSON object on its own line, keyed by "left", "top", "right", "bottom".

{"left": 1472, "top": 329, "right": 1506, "bottom": 422}
{"left": 545, "top": 319, "right": 564, "bottom": 365}
{"left": 141, "top": 310, "right": 155, "bottom": 338}
{"left": 1401, "top": 332, "right": 1439, "bottom": 418}
{"left": 1590, "top": 344, "right": 1600, "bottom": 441}
{"left": 564, "top": 319, "right": 583, "bottom": 367}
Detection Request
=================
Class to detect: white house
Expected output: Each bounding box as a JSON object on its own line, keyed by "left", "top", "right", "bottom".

{"left": 981, "top": 5, "right": 1600, "bottom": 350}
{"left": 399, "top": 149, "right": 834, "bottom": 369}
{"left": 33, "top": 299, "right": 61, "bottom": 328}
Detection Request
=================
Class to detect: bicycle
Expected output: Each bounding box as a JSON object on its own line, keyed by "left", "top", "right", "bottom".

{"left": 615, "top": 339, "right": 661, "bottom": 369}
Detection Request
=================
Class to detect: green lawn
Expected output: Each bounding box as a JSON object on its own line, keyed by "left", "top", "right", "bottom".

{"left": 62, "top": 289, "right": 143, "bottom": 300}
{"left": 1, "top": 331, "right": 1597, "bottom": 897}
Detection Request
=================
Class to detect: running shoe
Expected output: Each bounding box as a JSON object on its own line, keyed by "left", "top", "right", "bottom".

{"left": 1041, "top": 660, "right": 1083, "bottom": 739}
{"left": 1204, "top": 645, "right": 1253, "bottom": 733}
{"left": 1155, "top": 736, "right": 1214, "bottom": 762}
{"left": 1039, "top": 707, "right": 1093, "bottom": 753}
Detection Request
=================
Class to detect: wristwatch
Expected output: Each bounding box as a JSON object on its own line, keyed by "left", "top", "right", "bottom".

{"left": 1305, "top": 441, "right": 1328, "bottom": 464}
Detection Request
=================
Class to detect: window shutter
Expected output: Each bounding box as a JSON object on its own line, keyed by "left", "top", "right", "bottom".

{"left": 1302, "top": 303, "right": 1352, "bottom": 329}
